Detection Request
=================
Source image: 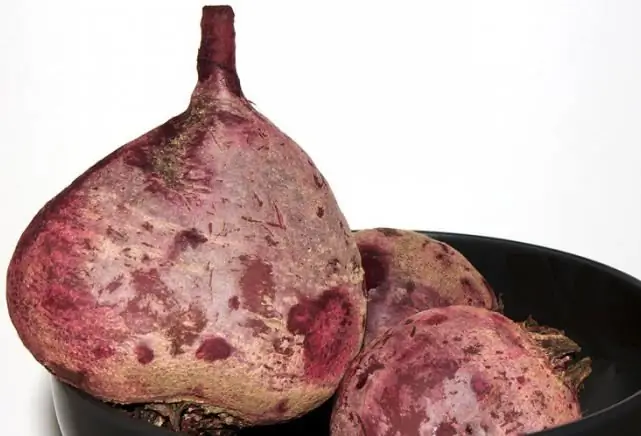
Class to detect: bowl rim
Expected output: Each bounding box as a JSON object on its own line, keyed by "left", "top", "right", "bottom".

{"left": 422, "top": 230, "right": 641, "bottom": 288}
{"left": 51, "top": 230, "right": 641, "bottom": 435}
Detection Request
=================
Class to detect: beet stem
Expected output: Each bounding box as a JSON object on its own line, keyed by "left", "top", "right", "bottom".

{"left": 197, "top": 5, "right": 243, "bottom": 96}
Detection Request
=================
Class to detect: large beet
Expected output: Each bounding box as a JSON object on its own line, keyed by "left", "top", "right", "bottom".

{"left": 356, "top": 228, "right": 499, "bottom": 344}
{"left": 6, "top": 5, "right": 366, "bottom": 433}
{"left": 331, "top": 306, "right": 592, "bottom": 436}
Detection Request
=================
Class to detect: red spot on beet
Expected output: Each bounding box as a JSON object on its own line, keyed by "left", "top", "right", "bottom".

{"left": 503, "top": 409, "right": 524, "bottom": 425}
{"left": 357, "top": 243, "right": 389, "bottom": 291}
{"left": 434, "top": 253, "right": 452, "bottom": 266}
{"left": 103, "top": 275, "right": 124, "bottom": 294}
{"left": 286, "top": 288, "right": 359, "bottom": 381}
{"left": 418, "top": 358, "right": 460, "bottom": 390}
{"left": 195, "top": 337, "right": 232, "bottom": 362}
{"left": 424, "top": 313, "right": 449, "bottom": 325}
{"left": 471, "top": 373, "right": 492, "bottom": 398}
{"left": 376, "top": 357, "right": 459, "bottom": 434}
{"left": 264, "top": 234, "right": 279, "bottom": 247}
{"left": 43, "top": 292, "right": 82, "bottom": 313}
{"left": 228, "top": 296, "right": 240, "bottom": 310}
{"left": 168, "top": 228, "right": 208, "bottom": 260}
{"left": 405, "top": 280, "right": 416, "bottom": 293}
{"left": 313, "top": 174, "right": 325, "bottom": 189}
{"left": 135, "top": 344, "right": 154, "bottom": 364}
{"left": 437, "top": 241, "right": 452, "bottom": 254}
{"left": 364, "top": 350, "right": 463, "bottom": 434}
{"left": 517, "top": 375, "right": 526, "bottom": 385}
{"left": 463, "top": 343, "right": 483, "bottom": 355}
{"left": 125, "top": 269, "right": 175, "bottom": 333}
{"left": 287, "top": 303, "right": 315, "bottom": 335}
{"left": 106, "top": 226, "right": 127, "bottom": 242}
{"left": 92, "top": 344, "right": 115, "bottom": 360}
{"left": 142, "top": 222, "right": 154, "bottom": 232}
{"left": 276, "top": 400, "right": 288, "bottom": 413}
{"left": 459, "top": 277, "right": 484, "bottom": 305}
{"left": 410, "top": 325, "right": 417, "bottom": 337}
{"left": 316, "top": 206, "right": 325, "bottom": 218}
{"left": 238, "top": 255, "right": 276, "bottom": 317}
{"left": 124, "top": 269, "right": 207, "bottom": 355}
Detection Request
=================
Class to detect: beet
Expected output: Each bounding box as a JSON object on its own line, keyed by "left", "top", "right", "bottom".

{"left": 6, "top": 6, "right": 367, "bottom": 433}
{"left": 330, "top": 306, "right": 592, "bottom": 436}
{"left": 355, "top": 228, "right": 500, "bottom": 344}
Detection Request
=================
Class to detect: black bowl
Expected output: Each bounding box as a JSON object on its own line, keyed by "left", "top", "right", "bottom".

{"left": 52, "top": 231, "right": 641, "bottom": 436}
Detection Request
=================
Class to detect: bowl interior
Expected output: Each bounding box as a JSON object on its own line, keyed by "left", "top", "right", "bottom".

{"left": 52, "top": 231, "right": 641, "bottom": 436}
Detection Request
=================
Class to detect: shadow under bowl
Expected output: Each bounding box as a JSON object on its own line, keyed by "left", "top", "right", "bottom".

{"left": 52, "top": 231, "right": 641, "bottom": 435}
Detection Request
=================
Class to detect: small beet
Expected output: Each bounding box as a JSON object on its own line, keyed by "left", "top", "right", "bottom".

{"left": 355, "top": 228, "right": 499, "bottom": 344}
{"left": 330, "top": 306, "right": 592, "bottom": 436}
{"left": 6, "top": 6, "right": 366, "bottom": 433}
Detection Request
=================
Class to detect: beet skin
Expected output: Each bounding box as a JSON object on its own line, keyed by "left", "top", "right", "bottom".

{"left": 330, "top": 306, "right": 592, "bottom": 436}
{"left": 355, "top": 228, "right": 499, "bottom": 344}
{"left": 6, "top": 6, "right": 366, "bottom": 432}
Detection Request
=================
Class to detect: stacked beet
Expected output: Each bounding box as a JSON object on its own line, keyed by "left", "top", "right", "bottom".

{"left": 330, "top": 229, "right": 591, "bottom": 436}
{"left": 6, "top": 5, "right": 591, "bottom": 436}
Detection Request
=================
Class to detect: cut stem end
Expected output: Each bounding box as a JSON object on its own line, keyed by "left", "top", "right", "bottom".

{"left": 196, "top": 5, "right": 242, "bottom": 96}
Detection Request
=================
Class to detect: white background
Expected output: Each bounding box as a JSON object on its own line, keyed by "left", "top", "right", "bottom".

{"left": 1, "top": 1, "right": 641, "bottom": 434}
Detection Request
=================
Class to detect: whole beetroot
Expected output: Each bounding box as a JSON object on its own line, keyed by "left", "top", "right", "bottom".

{"left": 355, "top": 228, "right": 499, "bottom": 344}
{"left": 6, "top": 6, "right": 366, "bottom": 433}
{"left": 331, "top": 306, "right": 592, "bottom": 436}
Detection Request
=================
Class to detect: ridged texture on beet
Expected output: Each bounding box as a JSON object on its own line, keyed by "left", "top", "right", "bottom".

{"left": 355, "top": 228, "right": 499, "bottom": 344}
{"left": 330, "top": 306, "right": 582, "bottom": 436}
{"left": 6, "top": 5, "right": 366, "bottom": 427}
